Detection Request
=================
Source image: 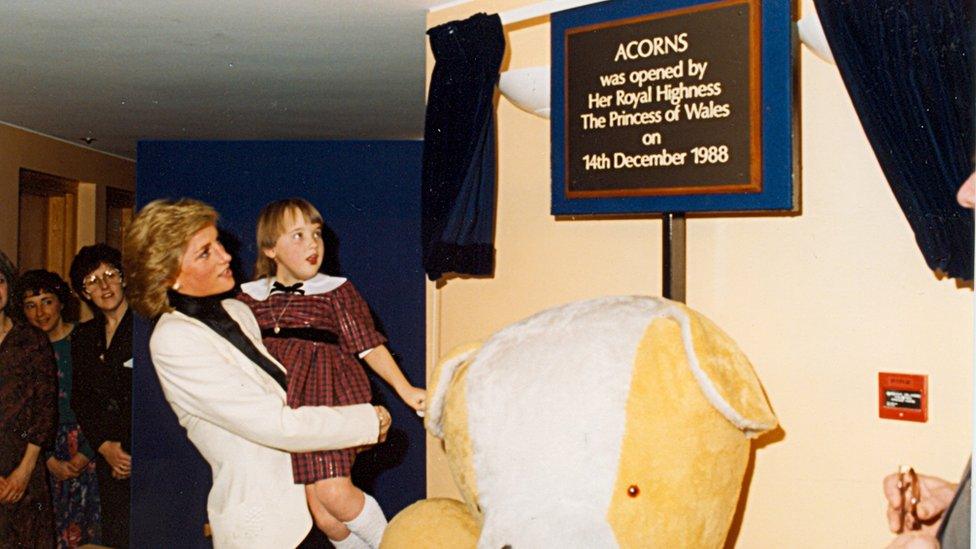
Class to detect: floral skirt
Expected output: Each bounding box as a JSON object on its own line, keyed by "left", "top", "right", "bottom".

{"left": 49, "top": 423, "right": 101, "bottom": 549}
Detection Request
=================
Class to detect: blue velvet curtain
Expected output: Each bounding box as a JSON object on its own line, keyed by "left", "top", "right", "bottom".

{"left": 813, "top": 0, "right": 974, "bottom": 279}
{"left": 421, "top": 13, "right": 505, "bottom": 280}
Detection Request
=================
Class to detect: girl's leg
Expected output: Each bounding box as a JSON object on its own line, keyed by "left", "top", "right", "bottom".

{"left": 305, "top": 485, "right": 368, "bottom": 548}
{"left": 314, "top": 478, "right": 387, "bottom": 549}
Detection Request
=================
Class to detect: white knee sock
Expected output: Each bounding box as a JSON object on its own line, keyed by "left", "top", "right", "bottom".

{"left": 330, "top": 532, "right": 370, "bottom": 549}
{"left": 343, "top": 494, "right": 388, "bottom": 549}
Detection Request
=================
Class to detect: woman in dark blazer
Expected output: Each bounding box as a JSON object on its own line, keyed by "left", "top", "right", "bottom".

{"left": 69, "top": 244, "right": 132, "bottom": 548}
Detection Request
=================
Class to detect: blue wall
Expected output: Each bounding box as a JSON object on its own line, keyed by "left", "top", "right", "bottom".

{"left": 132, "top": 141, "right": 426, "bottom": 547}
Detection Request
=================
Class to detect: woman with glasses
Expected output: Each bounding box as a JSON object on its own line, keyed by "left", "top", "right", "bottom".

{"left": 0, "top": 251, "right": 58, "bottom": 548}
{"left": 16, "top": 270, "right": 102, "bottom": 548}
{"left": 69, "top": 244, "right": 131, "bottom": 548}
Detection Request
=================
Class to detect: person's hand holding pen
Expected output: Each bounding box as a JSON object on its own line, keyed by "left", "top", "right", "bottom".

{"left": 882, "top": 466, "right": 957, "bottom": 548}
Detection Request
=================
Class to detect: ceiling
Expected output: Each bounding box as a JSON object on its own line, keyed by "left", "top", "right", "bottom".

{"left": 0, "top": 1, "right": 458, "bottom": 159}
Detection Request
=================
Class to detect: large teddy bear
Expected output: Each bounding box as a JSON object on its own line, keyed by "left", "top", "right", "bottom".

{"left": 383, "top": 296, "right": 778, "bottom": 548}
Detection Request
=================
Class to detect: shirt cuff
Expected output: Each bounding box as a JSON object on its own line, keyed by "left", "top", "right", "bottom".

{"left": 358, "top": 347, "right": 376, "bottom": 359}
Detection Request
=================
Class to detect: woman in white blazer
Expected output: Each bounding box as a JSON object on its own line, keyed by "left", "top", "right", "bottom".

{"left": 123, "top": 198, "right": 392, "bottom": 549}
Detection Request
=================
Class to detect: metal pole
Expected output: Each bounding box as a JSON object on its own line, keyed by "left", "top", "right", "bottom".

{"left": 662, "top": 213, "right": 686, "bottom": 302}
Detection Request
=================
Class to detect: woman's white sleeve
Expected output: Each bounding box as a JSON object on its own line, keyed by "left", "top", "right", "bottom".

{"left": 150, "top": 323, "right": 379, "bottom": 452}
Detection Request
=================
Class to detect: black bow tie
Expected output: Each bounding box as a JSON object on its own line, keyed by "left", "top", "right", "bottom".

{"left": 271, "top": 281, "right": 305, "bottom": 295}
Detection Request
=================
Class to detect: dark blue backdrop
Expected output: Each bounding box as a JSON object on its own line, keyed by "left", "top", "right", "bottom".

{"left": 132, "top": 141, "right": 426, "bottom": 547}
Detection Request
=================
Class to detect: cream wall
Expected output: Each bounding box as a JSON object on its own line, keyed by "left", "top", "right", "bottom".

{"left": 0, "top": 122, "right": 135, "bottom": 261}
{"left": 425, "top": 1, "right": 972, "bottom": 547}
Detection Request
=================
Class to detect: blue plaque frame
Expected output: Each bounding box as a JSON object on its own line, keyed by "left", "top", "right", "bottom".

{"left": 551, "top": 0, "right": 797, "bottom": 215}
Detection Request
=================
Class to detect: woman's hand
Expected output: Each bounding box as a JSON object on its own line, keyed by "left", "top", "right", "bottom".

{"left": 46, "top": 457, "right": 78, "bottom": 482}
{"left": 67, "top": 453, "right": 90, "bottom": 475}
{"left": 374, "top": 406, "right": 392, "bottom": 443}
{"left": 98, "top": 441, "right": 131, "bottom": 480}
{"left": 0, "top": 443, "right": 40, "bottom": 504}
{"left": 397, "top": 385, "right": 427, "bottom": 413}
{"left": 0, "top": 463, "right": 33, "bottom": 503}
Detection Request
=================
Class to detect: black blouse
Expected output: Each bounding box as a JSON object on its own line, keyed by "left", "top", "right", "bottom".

{"left": 71, "top": 309, "right": 133, "bottom": 454}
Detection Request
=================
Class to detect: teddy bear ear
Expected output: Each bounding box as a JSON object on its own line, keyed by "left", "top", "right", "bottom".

{"left": 667, "top": 304, "right": 778, "bottom": 438}
{"left": 426, "top": 341, "right": 483, "bottom": 438}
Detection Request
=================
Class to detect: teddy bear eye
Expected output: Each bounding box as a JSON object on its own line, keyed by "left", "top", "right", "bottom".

{"left": 627, "top": 484, "right": 640, "bottom": 497}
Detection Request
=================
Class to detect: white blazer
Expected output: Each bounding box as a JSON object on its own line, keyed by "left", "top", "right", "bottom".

{"left": 150, "top": 298, "right": 379, "bottom": 549}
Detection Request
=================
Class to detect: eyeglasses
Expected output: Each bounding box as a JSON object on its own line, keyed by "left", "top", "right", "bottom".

{"left": 896, "top": 465, "right": 921, "bottom": 532}
{"left": 82, "top": 269, "right": 121, "bottom": 290}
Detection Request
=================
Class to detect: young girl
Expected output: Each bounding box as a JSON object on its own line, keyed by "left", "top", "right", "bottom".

{"left": 238, "top": 198, "right": 425, "bottom": 549}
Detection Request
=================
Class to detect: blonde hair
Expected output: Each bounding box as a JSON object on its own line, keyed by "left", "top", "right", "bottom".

{"left": 123, "top": 198, "right": 218, "bottom": 319}
{"left": 253, "top": 198, "right": 324, "bottom": 280}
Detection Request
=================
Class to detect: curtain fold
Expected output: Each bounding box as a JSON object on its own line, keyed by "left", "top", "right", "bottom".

{"left": 421, "top": 13, "right": 505, "bottom": 281}
{"left": 813, "top": 0, "right": 974, "bottom": 279}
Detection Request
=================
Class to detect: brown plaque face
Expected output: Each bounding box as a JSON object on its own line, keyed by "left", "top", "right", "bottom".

{"left": 563, "top": 0, "right": 762, "bottom": 199}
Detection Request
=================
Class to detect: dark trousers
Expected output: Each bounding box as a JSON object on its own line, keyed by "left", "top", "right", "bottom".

{"left": 96, "top": 458, "right": 130, "bottom": 548}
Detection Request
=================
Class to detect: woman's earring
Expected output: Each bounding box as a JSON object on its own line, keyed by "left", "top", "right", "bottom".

{"left": 172, "top": 281, "right": 181, "bottom": 291}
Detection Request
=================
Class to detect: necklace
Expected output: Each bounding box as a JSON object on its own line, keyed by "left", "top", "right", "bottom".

{"left": 271, "top": 293, "right": 296, "bottom": 334}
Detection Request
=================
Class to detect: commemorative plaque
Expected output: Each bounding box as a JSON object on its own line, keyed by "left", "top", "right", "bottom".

{"left": 551, "top": 0, "right": 795, "bottom": 214}
{"left": 565, "top": 0, "right": 758, "bottom": 198}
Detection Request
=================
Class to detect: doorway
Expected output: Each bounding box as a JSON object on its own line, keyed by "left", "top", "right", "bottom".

{"left": 18, "top": 168, "right": 78, "bottom": 278}
{"left": 105, "top": 187, "right": 135, "bottom": 252}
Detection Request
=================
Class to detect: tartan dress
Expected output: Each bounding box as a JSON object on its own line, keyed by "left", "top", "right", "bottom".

{"left": 238, "top": 278, "right": 386, "bottom": 483}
